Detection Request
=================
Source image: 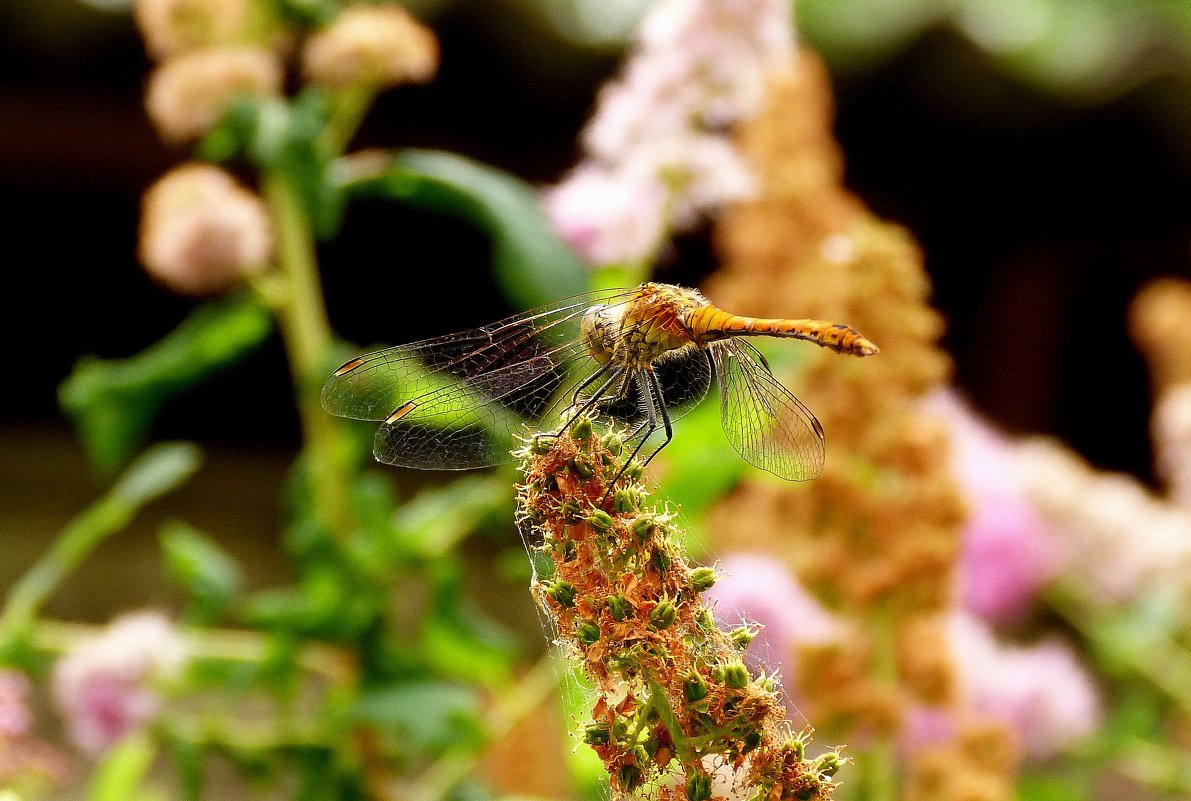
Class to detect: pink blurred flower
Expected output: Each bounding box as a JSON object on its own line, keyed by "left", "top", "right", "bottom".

{"left": 52, "top": 612, "right": 186, "bottom": 757}
{"left": 705, "top": 553, "right": 840, "bottom": 691}
{"left": 947, "top": 612, "right": 1100, "bottom": 761}
{"left": 543, "top": 165, "right": 668, "bottom": 267}
{"left": 0, "top": 669, "right": 32, "bottom": 739}
{"left": 923, "top": 389, "right": 1061, "bottom": 624}
{"left": 1016, "top": 437, "right": 1191, "bottom": 601}
{"left": 0, "top": 669, "right": 71, "bottom": 787}
{"left": 546, "top": 0, "right": 793, "bottom": 267}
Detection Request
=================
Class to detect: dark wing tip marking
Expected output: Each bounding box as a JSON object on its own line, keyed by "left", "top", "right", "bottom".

{"left": 384, "top": 401, "right": 418, "bottom": 425}
{"left": 333, "top": 357, "right": 367, "bottom": 377}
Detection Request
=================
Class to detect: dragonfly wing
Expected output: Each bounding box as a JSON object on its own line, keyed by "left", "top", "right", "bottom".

{"left": 711, "top": 340, "right": 825, "bottom": 481}
{"left": 321, "top": 286, "right": 640, "bottom": 422}
{"left": 372, "top": 347, "right": 589, "bottom": 469}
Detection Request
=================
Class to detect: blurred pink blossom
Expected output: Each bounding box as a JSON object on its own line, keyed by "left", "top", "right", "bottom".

{"left": 947, "top": 612, "right": 1100, "bottom": 761}
{"left": 705, "top": 553, "right": 840, "bottom": 692}
{"left": 546, "top": 0, "right": 793, "bottom": 267}
{"left": 923, "top": 389, "right": 1061, "bottom": 624}
{"left": 52, "top": 612, "right": 186, "bottom": 757}
{"left": 1016, "top": 437, "right": 1191, "bottom": 600}
{"left": 542, "top": 165, "right": 668, "bottom": 267}
{"left": 0, "top": 669, "right": 32, "bottom": 739}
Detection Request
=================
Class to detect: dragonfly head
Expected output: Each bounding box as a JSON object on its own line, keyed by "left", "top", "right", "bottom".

{"left": 581, "top": 303, "right": 617, "bottom": 365}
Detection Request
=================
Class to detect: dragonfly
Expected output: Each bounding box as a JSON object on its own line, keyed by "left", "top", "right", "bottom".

{"left": 321, "top": 282, "right": 878, "bottom": 482}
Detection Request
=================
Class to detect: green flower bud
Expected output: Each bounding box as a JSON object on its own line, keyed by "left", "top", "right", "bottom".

{"left": 600, "top": 432, "right": 623, "bottom": 456}
{"left": 530, "top": 435, "right": 552, "bottom": 454}
{"left": 608, "top": 593, "right": 632, "bottom": 622}
{"left": 649, "top": 600, "right": 677, "bottom": 630}
{"left": 686, "top": 771, "right": 712, "bottom": 801}
{"left": 569, "top": 455, "right": 595, "bottom": 479}
{"left": 683, "top": 672, "right": 709, "bottom": 703}
{"left": 613, "top": 488, "right": 639, "bottom": 513}
{"left": 721, "top": 660, "right": 750, "bottom": 689}
{"left": 583, "top": 723, "right": 611, "bottom": 746}
{"left": 545, "top": 580, "right": 577, "bottom": 608}
{"left": 588, "top": 509, "right": 614, "bottom": 532}
{"left": 729, "top": 625, "right": 756, "bottom": 650}
{"left": 690, "top": 566, "right": 717, "bottom": 592}
{"left": 572, "top": 416, "right": 593, "bottom": 441}
{"left": 813, "top": 751, "right": 844, "bottom": 778}
{"left": 632, "top": 516, "right": 656, "bottom": 542}
{"left": 576, "top": 620, "right": 600, "bottom": 646}
{"left": 617, "top": 764, "right": 643, "bottom": 793}
{"left": 651, "top": 547, "right": 671, "bottom": 572}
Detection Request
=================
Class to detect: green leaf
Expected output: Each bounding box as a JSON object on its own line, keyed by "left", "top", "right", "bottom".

{"left": 349, "top": 681, "right": 484, "bottom": 754}
{"left": 59, "top": 293, "right": 272, "bottom": 474}
{"left": 87, "top": 733, "right": 158, "bottom": 801}
{"left": 340, "top": 148, "right": 588, "bottom": 308}
{"left": 421, "top": 562, "right": 519, "bottom": 685}
{"left": 160, "top": 520, "right": 243, "bottom": 624}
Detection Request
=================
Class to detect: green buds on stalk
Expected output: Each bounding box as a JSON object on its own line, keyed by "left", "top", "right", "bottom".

{"left": 608, "top": 593, "right": 632, "bottom": 622}
{"left": 583, "top": 723, "right": 611, "bottom": 746}
{"left": 576, "top": 620, "right": 601, "bottom": 646}
{"left": 683, "top": 671, "right": 709, "bottom": 703}
{"left": 686, "top": 770, "right": 713, "bottom": 801}
{"left": 571, "top": 416, "right": 593, "bottom": 442}
{"left": 690, "top": 566, "right": 717, "bottom": 592}
{"left": 729, "top": 625, "right": 757, "bottom": 650}
{"left": 715, "top": 660, "right": 750, "bottom": 689}
{"left": 649, "top": 600, "right": 677, "bottom": 630}
{"left": 588, "top": 509, "right": 614, "bottom": 532}
{"left": 544, "top": 579, "right": 577, "bottom": 608}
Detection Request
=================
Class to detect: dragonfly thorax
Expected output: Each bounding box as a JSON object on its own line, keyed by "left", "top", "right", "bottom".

{"left": 582, "top": 285, "right": 709, "bottom": 370}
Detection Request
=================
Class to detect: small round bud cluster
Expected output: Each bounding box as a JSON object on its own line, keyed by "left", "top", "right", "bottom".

{"left": 145, "top": 47, "right": 283, "bottom": 143}
{"left": 138, "top": 162, "right": 273, "bottom": 295}
{"left": 301, "top": 5, "right": 439, "bottom": 90}
{"left": 133, "top": 0, "right": 251, "bottom": 60}
{"left": 515, "top": 423, "right": 842, "bottom": 799}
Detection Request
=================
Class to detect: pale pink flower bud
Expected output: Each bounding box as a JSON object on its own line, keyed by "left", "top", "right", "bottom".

{"left": 145, "top": 47, "right": 283, "bottom": 143}
{"left": 301, "top": 5, "right": 439, "bottom": 90}
{"left": 52, "top": 612, "right": 186, "bottom": 757}
{"left": 133, "top": 0, "right": 250, "bottom": 60}
{"left": 139, "top": 163, "right": 273, "bottom": 296}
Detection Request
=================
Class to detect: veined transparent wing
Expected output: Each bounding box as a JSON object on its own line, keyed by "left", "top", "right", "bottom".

{"left": 710, "top": 339, "right": 825, "bottom": 481}
{"left": 320, "top": 287, "right": 640, "bottom": 470}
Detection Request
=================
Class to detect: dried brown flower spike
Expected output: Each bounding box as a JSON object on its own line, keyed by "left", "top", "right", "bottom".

{"left": 516, "top": 420, "right": 844, "bottom": 800}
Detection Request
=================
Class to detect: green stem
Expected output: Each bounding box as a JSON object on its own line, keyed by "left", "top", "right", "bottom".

{"left": 262, "top": 169, "right": 354, "bottom": 546}
{"left": 404, "top": 653, "right": 560, "bottom": 801}
{"left": 0, "top": 443, "right": 200, "bottom": 644}
{"left": 322, "top": 84, "right": 377, "bottom": 155}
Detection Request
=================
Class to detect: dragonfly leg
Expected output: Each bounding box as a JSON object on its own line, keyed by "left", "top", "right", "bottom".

{"left": 551, "top": 365, "right": 625, "bottom": 438}
{"left": 601, "top": 368, "right": 663, "bottom": 500}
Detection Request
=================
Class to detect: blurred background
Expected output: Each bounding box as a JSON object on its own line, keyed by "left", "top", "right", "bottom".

{"left": 4, "top": 1, "right": 1191, "bottom": 798}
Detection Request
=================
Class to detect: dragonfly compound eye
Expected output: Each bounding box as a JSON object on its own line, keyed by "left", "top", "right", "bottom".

{"left": 581, "top": 304, "right": 618, "bottom": 365}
